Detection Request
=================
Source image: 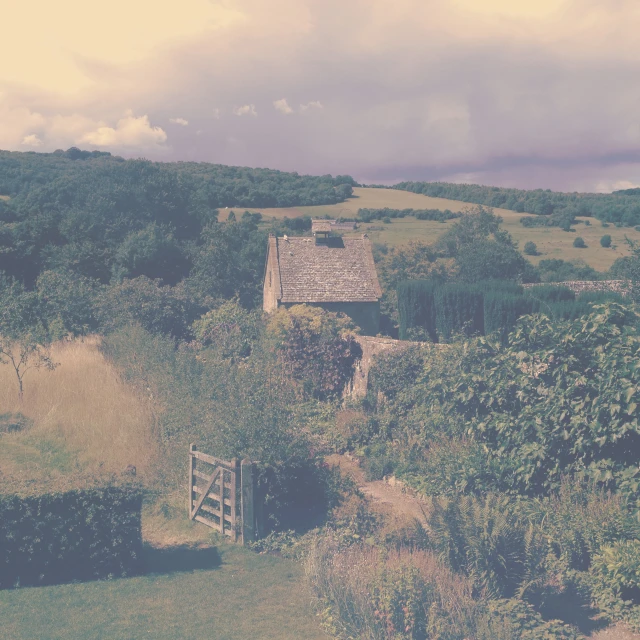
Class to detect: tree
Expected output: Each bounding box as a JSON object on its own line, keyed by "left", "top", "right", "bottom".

{"left": 601, "top": 235, "right": 612, "bottom": 248}
{"left": 0, "top": 278, "right": 57, "bottom": 400}
{"left": 573, "top": 237, "right": 586, "bottom": 248}
{"left": 524, "top": 241, "right": 538, "bottom": 256}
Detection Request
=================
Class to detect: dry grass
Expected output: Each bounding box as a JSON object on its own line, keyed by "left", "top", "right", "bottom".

{"left": 0, "top": 337, "right": 157, "bottom": 480}
{"left": 0, "top": 194, "right": 10, "bottom": 201}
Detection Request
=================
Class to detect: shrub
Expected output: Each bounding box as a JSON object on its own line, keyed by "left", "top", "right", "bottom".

{"left": 592, "top": 540, "right": 640, "bottom": 603}
{"left": 306, "top": 539, "right": 480, "bottom": 640}
{"left": 435, "top": 284, "right": 484, "bottom": 340}
{"left": 600, "top": 235, "right": 612, "bottom": 248}
{"left": 0, "top": 412, "right": 33, "bottom": 434}
{"left": 524, "top": 241, "right": 538, "bottom": 256}
{"left": 0, "top": 484, "right": 143, "bottom": 589}
{"left": 573, "top": 237, "right": 586, "bottom": 248}
{"left": 267, "top": 305, "right": 362, "bottom": 400}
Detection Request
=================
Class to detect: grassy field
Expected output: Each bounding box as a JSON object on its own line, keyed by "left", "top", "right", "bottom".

{"left": 0, "top": 340, "right": 327, "bottom": 640}
{"left": 237, "top": 187, "right": 640, "bottom": 272}
{"left": 0, "top": 544, "right": 326, "bottom": 640}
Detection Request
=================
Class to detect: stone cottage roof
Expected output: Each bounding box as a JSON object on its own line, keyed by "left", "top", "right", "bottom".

{"left": 267, "top": 235, "right": 382, "bottom": 303}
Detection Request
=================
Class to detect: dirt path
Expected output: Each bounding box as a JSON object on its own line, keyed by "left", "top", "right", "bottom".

{"left": 326, "top": 453, "right": 430, "bottom": 525}
{"left": 327, "top": 453, "right": 640, "bottom": 640}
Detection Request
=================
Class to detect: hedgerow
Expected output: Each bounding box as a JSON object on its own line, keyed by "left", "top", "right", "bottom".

{"left": 0, "top": 483, "right": 143, "bottom": 589}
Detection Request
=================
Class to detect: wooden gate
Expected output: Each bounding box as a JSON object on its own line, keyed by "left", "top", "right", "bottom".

{"left": 188, "top": 444, "right": 257, "bottom": 544}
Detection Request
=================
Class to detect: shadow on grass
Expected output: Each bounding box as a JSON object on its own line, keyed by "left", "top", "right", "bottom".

{"left": 538, "top": 587, "right": 609, "bottom": 636}
{"left": 142, "top": 543, "right": 221, "bottom": 576}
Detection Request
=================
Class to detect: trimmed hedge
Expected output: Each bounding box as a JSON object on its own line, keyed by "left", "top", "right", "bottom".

{"left": 397, "top": 280, "right": 626, "bottom": 343}
{"left": 0, "top": 485, "right": 143, "bottom": 588}
{"left": 397, "top": 280, "right": 437, "bottom": 341}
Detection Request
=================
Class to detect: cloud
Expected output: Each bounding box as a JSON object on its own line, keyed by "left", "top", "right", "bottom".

{"left": 1, "top": 0, "right": 640, "bottom": 189}
{"left": 234, "top": 104, "right": 257, "bottom": 117}
{"left": 169, "top": 117, "right": 189, "bottom": 126}
{"left": 299, "top": 101, "right": 323, "bottom": 111}
{"left": 79, "top": 112, "right": 167, "bottom": 149}
{"left": 21, "top": 134, "right": 43, "bottom": 147}
{"left": 273, "top": 98, "right": 293, "bottom": 114}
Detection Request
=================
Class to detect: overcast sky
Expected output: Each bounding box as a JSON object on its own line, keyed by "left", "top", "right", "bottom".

{"left": 2, "top": 0, "right": 640, "bottom": 192}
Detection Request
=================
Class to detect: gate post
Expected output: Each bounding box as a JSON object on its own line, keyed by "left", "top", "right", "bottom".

{"left": 240, "top": 459, "right": 255, "bottom": 544}
{"left": 188, "top": 443, "right": 196, "bottom": 518}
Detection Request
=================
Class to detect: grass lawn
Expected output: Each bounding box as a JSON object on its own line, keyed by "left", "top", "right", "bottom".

{"left": 0, "top": 543, "right": 326, "bottom": 640}
{"left": 239, "top": 187, "right": 640, "bottom": 272}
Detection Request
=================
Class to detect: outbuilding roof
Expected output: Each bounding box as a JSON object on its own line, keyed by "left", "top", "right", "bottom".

{"left": 267, "top": 235, "right": 382, "bottom": 303}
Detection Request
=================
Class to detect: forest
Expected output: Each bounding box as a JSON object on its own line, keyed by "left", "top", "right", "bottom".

{"left": 386, "top": 180, "right": 640, "bottom": 226}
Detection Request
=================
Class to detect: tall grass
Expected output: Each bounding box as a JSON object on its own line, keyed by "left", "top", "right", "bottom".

{"left": 0, "top": 337, "right": 157, "bottom": 480}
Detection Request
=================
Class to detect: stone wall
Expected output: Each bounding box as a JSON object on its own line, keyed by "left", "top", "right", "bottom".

{"left": 345, "top": 336, "right": 443, "bottom": 398}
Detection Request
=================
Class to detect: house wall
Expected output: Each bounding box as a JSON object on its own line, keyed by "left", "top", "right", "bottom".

{"left": 283, "top": 301, "right": 380, "bottom": 336}
{"left": 263, "top": 242, "right": 280, "bottom": 313}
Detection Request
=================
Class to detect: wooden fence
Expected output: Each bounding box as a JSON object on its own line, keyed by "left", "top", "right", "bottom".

{"left": 188, "top": 444, "right": 259, "bottom": 544}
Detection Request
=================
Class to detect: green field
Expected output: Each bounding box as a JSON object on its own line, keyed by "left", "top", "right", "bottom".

{"left": 243, "top": 187, "right": 640, "bottom": 272}
{"left": 0, "top": 543, "right": 325, "bottom": 640}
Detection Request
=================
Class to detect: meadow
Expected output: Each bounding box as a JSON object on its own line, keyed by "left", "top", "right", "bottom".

{"left": 0, "top": 340, "right": 327, "bottom": 640}
{"left": 242, "top": 187, "right": 640, "bottom": 272}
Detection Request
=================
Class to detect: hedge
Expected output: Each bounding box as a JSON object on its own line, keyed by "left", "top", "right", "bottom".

{"left": 0, "top": 484, "right": 143, "bottom": 588}
{"left": 397, "top": 280, "right": 437, "bottom": 341}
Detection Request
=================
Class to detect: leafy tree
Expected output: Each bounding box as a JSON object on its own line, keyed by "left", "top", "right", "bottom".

{"left": 97, "top": 277, "right": 201, "bottom": 339}
{"left": 192, "top": 299, "right": 264, "bottom": 360}
{"left": 524, "top": 241, "right": 537, "bottom": 256}
{"left": 601, "top": 235, "right": 612, "bottom": 248}
{"left": 573, "top": 237, "right": 586, "bottom": 248}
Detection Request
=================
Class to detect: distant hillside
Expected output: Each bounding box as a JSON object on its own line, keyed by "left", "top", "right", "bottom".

{"left": 0, "top": 148, "right": 357, "bottom": 209}
{"left": 385, "top": 180, "right": 640, "bottom": 226}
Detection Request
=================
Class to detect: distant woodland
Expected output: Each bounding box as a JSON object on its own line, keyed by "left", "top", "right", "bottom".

{"left": 388, "top": 180, "right": 640, "bottom": 226}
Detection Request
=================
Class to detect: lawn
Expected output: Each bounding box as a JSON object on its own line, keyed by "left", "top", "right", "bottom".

{"left": 241, "top": 187, "right": 640, "bottom": 272}
{"left": 0, "top": 543, "right": 326, "bottom": 640}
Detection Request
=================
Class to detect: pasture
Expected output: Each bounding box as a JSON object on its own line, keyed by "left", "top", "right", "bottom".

{"left": 240, "top": 187, "right": 640, "bottom": 272}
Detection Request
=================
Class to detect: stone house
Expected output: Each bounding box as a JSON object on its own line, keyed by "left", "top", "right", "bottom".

{"left": 263, "top": 233, "right": 382, "bottom": 335}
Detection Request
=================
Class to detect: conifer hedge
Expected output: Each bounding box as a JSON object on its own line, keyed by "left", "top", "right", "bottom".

{"left": 435, "top": 284, "right": 485, "bottom": 340}
{"left": 397, "top": 280, "right": 627, "bottom": 343}
{"left": 397, "top": 280, "right": 437, "bottom": 341}
{"left": 0, "top": 484, "right": 143, "bottom": 589}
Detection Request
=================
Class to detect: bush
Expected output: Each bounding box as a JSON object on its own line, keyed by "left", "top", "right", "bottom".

{"left": 573, "top": 237, "right": 586, "bottom": 248}
{"left": 0, "top": 412, "right": 33, "bottom": 434}
{"left": 524, "top": 241, "right": 538, "bottom": 256}
{"left": 0, "top": 485, "right": 143, "bottom": 589}
{"left": 592, "top": 540, "right": 640, "bottom": 603}
{"left": 601, "top": 235, "right": 612, "bottom": 248}
{"left": 435, "top": 284, "right": 484, "bottom": 340}
{"left": 306, "top": 539, "right": 480, "bottom": 640}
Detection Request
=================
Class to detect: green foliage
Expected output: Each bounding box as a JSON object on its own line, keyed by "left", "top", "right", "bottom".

{"left": 397, "top": 280, "right": 437, "bottom": 341}
{"left": 524, "top": 241, "right": 538, "bottom": 255}
{"left": 0, "top": 412, "right": 33, "bottom": 434}
{"left": 601, "top": 235, "right": 612, "bottom": 248}
{"left": 392, "top": 180, "right": 640, "bottom": 227}
{"left": 477, "top": 599, "right": 580, "bottom": 639}
{"left": 592, "top": 541, "right": 640, "bottom": 602}
{"left": 192, "top": 299, "right": 263, "bottom": 360}
{"left": 358, "top": 207, "right": 459, "bottom": 223}
{"left": 0, "top": 485, "right": 143, "bottom": 588}
{"left": 97, "top": 277, "right": 201, "bottom": 339}
{"left": 535, "top": 258, "right": 602, "bottom": 283}
{"left": 483, "top": 292, "right": 535, "bottom": 341}
{"left": 267, "top": 305, "right": 362, "bottom": 400}
{"left": 573, "top": 237, "right": 587, "bottom": 248}
{"left": 435, "top": 283, "right": 485, "bottom": 340}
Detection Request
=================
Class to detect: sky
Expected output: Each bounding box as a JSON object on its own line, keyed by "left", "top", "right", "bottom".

{"left": 2, "top": 0, "right": 640, "bottom": 192}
